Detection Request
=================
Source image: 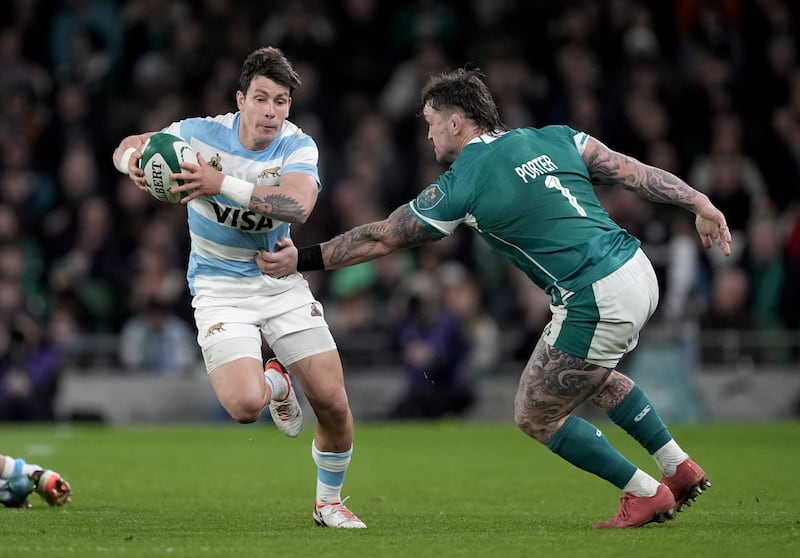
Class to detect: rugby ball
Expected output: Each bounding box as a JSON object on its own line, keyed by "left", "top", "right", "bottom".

{"left": 139, "top": 132, "right": 195, "bottom": 203}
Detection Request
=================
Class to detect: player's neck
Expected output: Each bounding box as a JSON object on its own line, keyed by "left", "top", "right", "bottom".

{"left": 459, "top": 128, "right": 483, "bottom": 150}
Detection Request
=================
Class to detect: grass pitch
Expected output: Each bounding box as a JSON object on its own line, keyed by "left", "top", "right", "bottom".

{"left": 0, "top": 421, "right": 798, "bottom": 557}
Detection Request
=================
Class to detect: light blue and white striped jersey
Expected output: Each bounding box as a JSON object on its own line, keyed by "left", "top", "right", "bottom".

{"left": 164, "top": 113, "right": 320, "bottom": 298}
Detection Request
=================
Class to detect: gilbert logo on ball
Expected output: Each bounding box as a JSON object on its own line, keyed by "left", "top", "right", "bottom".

{"left": 139, "top": 132, "right": 195, "bottom": 203}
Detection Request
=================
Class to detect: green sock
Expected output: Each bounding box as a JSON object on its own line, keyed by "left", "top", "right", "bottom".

{"left": 547, "top": 416, "right": 636, "bottom": 489}
{"left": 608, "top": 385, "right": 672, "bottom": 454}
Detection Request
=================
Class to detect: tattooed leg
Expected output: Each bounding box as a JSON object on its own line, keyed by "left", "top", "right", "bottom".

{"left": 590, "top": 371, "right": 635, "bottom": 413}
{"left": 514, "top": 338, "right": 612, "bottom": 445}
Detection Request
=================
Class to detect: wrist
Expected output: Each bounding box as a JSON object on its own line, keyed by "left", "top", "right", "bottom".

{"left": 220, "top": 175, "right": 255, "bottom": 207}
{"left": 297, "top": 245, "right": 324, "bottom": 272}
{"left": 116, "top": 147, "right": 136, "bottom": 175}
{"left": 692, "top": 194, "right": 711, "bottom": 214}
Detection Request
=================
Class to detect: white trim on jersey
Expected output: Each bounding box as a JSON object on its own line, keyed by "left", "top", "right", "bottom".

{"left": 190, "top": 232, "right": 258, "bottom": 262}
{"left": 573, "top": 132, "right": 589, "bottom": 154}
{"left": 408, "top": 201, "right": 463, "bottom": 235}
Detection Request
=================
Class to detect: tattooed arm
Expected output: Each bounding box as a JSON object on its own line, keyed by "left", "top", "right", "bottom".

{"left": 322, "top": 204, "right": 438, "bottom": 269}
{"left": 255, "top": 204, "right": 438, "bottom": 277}
{"left": 582, "top": 136, "right": 732, "bottom": 256}
{"left": 582, "top": 136, "right": 703, "bottom": 210}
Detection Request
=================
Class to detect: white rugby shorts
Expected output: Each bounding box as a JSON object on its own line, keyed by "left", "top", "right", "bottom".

{"left": 542, "top": 248, "right": 659, "bottom": 368}
{"left": 193, "top": 278, "right": 336, "bottom": 372}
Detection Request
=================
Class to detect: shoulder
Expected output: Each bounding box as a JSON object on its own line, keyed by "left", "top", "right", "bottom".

{"left": 537, "top": 125, "right": 589, "bottom": 151}
{"left": 173, "top": 113, "right": 237, "bottom": 142}
{"left": 279, "top": 120, "right": 318, "bottom": 149}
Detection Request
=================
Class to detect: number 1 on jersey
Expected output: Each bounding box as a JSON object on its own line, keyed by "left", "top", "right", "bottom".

{"left": 545, "top": 175, "right": 587, "bottom": 216}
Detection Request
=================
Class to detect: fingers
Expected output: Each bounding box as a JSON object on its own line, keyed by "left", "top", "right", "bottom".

{"left": 254, "top": 244, "right": 298, "bottom": 278}
{"left": 274, "top": 237, "right": 295, "bottom": 250}
{"left": 702, "top": 223, "right": 731, "bottom": 255}
{"left": 696, "top": 210, "right": 732, "bottom": 255}
{"left": 718, "top": 225, "right": 732, "bottom": 256}
{"left": 254, "top": 250, "right": 277, "bottom": 274}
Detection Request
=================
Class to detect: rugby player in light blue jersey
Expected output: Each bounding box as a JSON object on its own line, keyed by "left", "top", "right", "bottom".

{"left": 113, "top": 47, "right": 364, "bottom": 528}
{"left": 257, "top": 68, "right": 731, "bottom": 528}
{"left": 1, "top": 453, "right": 71, "bottom": 507}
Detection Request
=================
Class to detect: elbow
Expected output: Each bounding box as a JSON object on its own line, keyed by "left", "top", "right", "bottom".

{"left": 292, "top": 192, "right": 317, "bottom": 224}
{"left": 293, "top": 207, "right": 312, "bottom": 224}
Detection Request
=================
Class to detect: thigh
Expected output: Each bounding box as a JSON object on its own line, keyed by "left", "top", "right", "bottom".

{"left": 208, "top": 355, "right": 266, "bottom": 411}
{"left": 275, "top": 329, "right": 344, "bottom": 406}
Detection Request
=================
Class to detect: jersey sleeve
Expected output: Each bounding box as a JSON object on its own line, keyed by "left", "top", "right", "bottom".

{"left": 282, "top": 133, "right": 319, "bottom": 177}
{"left": 408, "top": 169, "right": 471, "bottom": 238}
{"left": 540, "top": 124, "right": 589, "bottom": 155}
{"left": 164, "top": 118, "right": 204, "bottom": 142}
{"left": 163, "top": 121, "right": 183, "bottom": 137}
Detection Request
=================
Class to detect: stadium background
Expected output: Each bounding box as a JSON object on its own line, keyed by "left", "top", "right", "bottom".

{"left": 1, "top": 0, "right": 799, "bottom": 424}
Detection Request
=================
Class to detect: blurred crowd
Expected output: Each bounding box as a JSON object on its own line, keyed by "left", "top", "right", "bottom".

{"left": 2, "top": 0, "right": 800, "bottom": 419}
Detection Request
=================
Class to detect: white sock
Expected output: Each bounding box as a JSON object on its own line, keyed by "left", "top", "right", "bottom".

{"left": 623, "top": 469, "right": 661, "bottom": 497}
{"left": 316, "top": 480, "right": 341, "bottom": 505}
{"left": 264, "top": 368, "right": 289, "bottom": 401}
{"left": 652, "top": 440, "right": 688, "bottom": 476}
{"left": 312, "top": 442, "right": 352, "bottom": 505}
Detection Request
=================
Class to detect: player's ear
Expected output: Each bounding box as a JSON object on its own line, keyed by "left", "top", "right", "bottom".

{"left": 450, "top": 112, "right": 464, "bottom": 134}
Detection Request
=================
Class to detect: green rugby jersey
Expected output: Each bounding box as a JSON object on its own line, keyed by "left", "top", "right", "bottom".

{"left": 409, "top": 125, "right": 640, "bottom": 298}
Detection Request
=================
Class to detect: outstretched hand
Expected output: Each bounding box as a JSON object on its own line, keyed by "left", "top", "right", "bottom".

{"left": 695, "top": 203, "right": 732, "bottom": 256}
{"left": 255, "top": 237, "right": 299, "bottom": 278}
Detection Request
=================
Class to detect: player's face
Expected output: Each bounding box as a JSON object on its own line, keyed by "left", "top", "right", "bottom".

{"left": 237, "top": 76, "right": 291, "bottom": 151}
{"left": 423, "top": 104, "right": 459, "bottom": 164}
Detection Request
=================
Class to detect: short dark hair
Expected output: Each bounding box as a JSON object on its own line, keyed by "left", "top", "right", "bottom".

{"left": 239, "top": 46, "right": 301, "bottom": 95}
{"left": 421, "top": 68, "right": 507, "bottom": 132}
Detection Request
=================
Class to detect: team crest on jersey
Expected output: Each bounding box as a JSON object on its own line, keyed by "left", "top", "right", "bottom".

{"left": 417, "top": 184, "right": 445, "bottom": 210}
{"left": 259, "top": 166, "right": 281, "bottom": 179}
{"left": 209, "top": 153, "right": 223, "bottom": 171}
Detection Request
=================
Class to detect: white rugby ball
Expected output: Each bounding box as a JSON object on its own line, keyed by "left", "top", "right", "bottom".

{"left": 139, "top": 132, "right": 195, "bottom": 203}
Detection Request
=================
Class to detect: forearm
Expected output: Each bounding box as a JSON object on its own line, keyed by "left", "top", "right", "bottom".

{"left": 297, "top": 204, "right": 436, "bottom": 271}
{"left": 320, "top": 222, "right": 399, "bottom": 269}
{"left": 585, "top": 140, "right": 709, "bottom": 213}
{"left": 295, "top": 229, "right": 393, "bottom": 271}
{"left": 621, "top": 160, "right": 710, "bottom": 213}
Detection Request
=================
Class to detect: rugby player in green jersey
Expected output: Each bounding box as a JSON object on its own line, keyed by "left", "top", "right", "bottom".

{"left": 256, "top": 68, "right": 731, "bottom": 528}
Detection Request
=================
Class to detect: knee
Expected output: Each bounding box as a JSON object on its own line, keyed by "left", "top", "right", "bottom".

{"left": 513, "top": 399, "right": 549, "bottom": 445}
{"left": 224, "top": 396, "right": 264, "bottom": 424}
{"left": 310, "top": 390, "right": 352, "bottom": 426}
